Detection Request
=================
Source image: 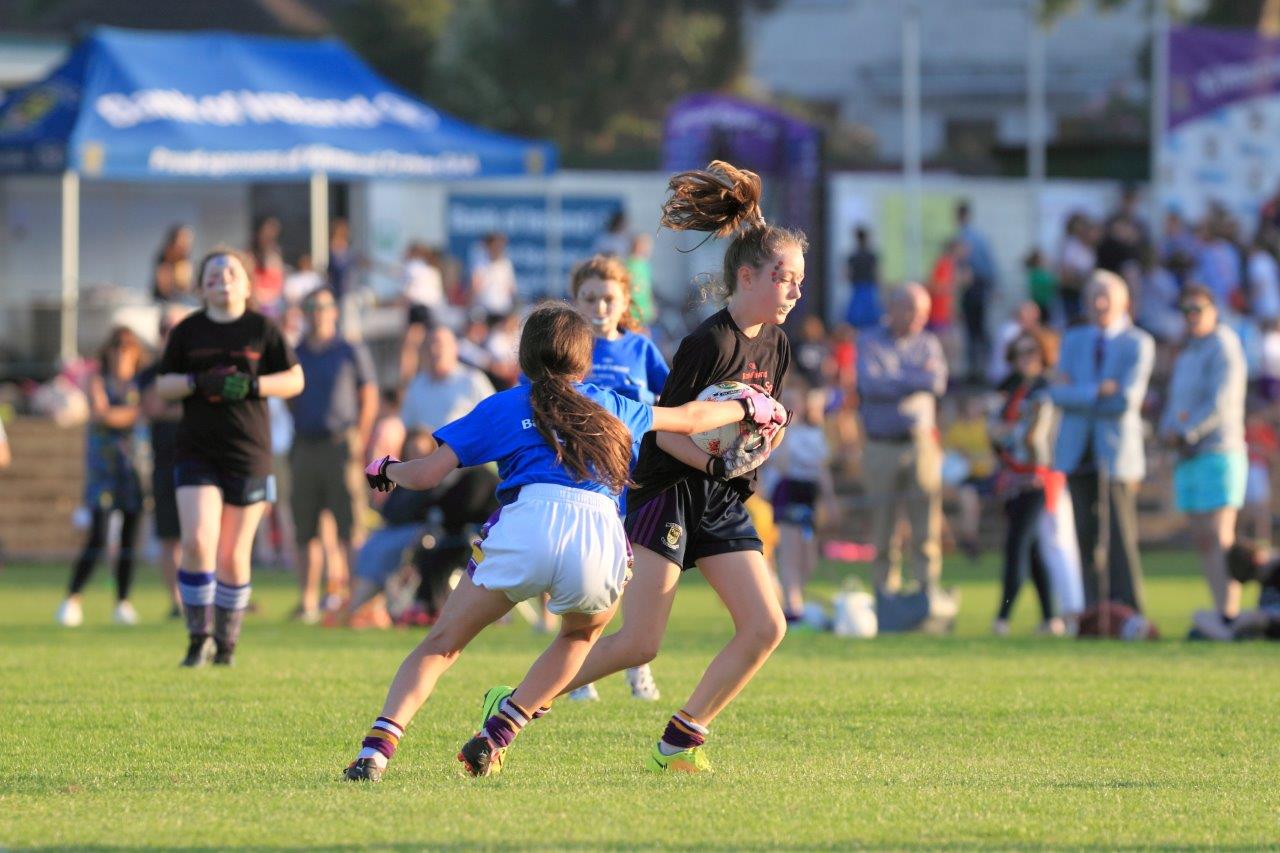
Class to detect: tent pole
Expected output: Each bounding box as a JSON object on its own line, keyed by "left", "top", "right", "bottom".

{"left": 1027, "top": 0, "right": 1047, "bottom": 249}
{"left": 60, "top": 170, "right": 80, "bottom": 364}
{"left": 311, "top": 171, "right": 329, "bottom": 270}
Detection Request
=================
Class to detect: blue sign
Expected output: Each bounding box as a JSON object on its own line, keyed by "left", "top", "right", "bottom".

{"left": 447, "top": 194, "right": 622, "bottom": 299}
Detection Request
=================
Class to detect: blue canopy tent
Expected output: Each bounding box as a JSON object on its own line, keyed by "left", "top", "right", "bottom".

{"left": 0, "top": 27, "right": 556, "bottom": 359}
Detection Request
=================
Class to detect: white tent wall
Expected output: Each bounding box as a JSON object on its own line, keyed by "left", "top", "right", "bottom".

{"left": 0, "top": 176, "right": 249, "bottom": 357}
{"left": 826, "top": 173, "right": 1121, "bottom": 327}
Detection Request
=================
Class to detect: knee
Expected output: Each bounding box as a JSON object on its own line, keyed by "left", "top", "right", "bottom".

{"left": 621, "top": 632, "right": 661, "bottom": 668}
{"left": 741, "top": 613, "right": 786, "bottom": 656}
{"left": 421, "top": 630, "right": 466, "bottom": 662}
{"left": 182, "top": 535, "right": 213, "bottom": 568}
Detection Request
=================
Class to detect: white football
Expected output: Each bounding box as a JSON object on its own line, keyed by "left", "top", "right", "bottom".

{"left": 690, "top": 381, "right": 767, "bottom": 457}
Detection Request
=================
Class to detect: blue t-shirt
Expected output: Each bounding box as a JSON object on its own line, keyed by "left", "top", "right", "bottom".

{"left": 434, "top": 382, "right": 653, "bottom": 508}
{"left": 585, "top": 332, "right": 669, "bottom": 405}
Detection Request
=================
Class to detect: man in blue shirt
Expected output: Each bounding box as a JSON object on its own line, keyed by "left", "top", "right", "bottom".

{"left": 288, "top": 288, "right": 379, "bottom": 621}
{"left": 858, "top": 284, "right": 948, "bottom": 598}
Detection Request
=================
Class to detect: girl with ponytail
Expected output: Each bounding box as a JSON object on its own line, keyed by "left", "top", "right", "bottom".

{"left": 344, "top": 303, "right": 783, "bottom": 782}
{"left": 553, "top": 160, "right": 808, "bottom": 773}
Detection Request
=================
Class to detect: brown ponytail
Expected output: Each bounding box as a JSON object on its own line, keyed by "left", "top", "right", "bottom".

{"left": 661, "top": 160, "right": 808, "bottom": 299}
{"left": 519, "top": 303, "right": 635, "bottom": 493}
{"left": 570, "top": 254, "right": 641, "bottom": 332}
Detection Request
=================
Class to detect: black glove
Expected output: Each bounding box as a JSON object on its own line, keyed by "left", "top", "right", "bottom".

{"left": 192, "top": 367, "right": 255, "bottom": 403}
{"left": 365, "top": 455, "right": 401, "bottom": 492}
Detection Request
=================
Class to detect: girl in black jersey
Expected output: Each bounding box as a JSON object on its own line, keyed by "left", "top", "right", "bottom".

{"left": 558, "top": 161, "right": 806, "bottom": 773}
{"left": 154, "top": 248, "right": 304, "bottom": 667}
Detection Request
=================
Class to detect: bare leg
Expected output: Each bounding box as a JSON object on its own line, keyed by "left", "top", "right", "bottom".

{"left": 558, "top": 545, "right": 681, "bottom": 694}
{"left": 775, "top": 523, "right": 806, "bottom": 616}
{"left": 1192, "top": 508, "right": 1241, "bottom": 618}
{"left": 378, "top": 574, "right": 514, "bottom": 724}
{"left": 298, "top": 539, "right": 323, "bottom": 614}
{"left": 159, "top": 538, "right": 182, "bottom": 609}
{"left": 510, "top": 603, "right": 618, "bottom": 713}
{"left": 680, "top": 550, "right": 786, "bottom": 725}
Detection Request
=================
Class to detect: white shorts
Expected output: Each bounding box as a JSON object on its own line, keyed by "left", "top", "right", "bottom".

{"left": 466, "top": 484, "right": 631, "bottom": 615}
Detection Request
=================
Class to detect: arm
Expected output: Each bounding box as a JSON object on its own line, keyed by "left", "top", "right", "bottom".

{"left": 89, "top": 376, "right": 140, "bottom": 430}
{"left": 649, "top": 399, "right": 756, "bottom": 435}
{"left": 256, "top": 363, "right": 305, "bottom": 400}
{"left": 1094, "top": 334, "right": 1154, "bottom": 418}
{"left": 1046, "top": 334, "right": 1102, "bottom": 411}
{"left": 656, "top": 431, "right": 715, "bottom": 473}
{"left": 356, "top": 381, "right": 379, "bottom": 450}
{"left": 384, "top": 443, "right": 462, "bottom": 491}
{"left": 155, "top": 373, "right": 194, "bottom": 401}
{"left": 1180, "top": 343, "right": 1242, "bottom": 444}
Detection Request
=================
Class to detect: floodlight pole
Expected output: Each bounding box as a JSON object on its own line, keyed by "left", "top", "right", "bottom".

{"left": 60, "top": 169, "right": 80, "bottom": 364}
{"left": 903, "top": 0, "right": 923, "bottom": 282}
{"left": 310, "top": 171, "right": 329, "bottom": 271}
{"left": 1149, "top": 0, "right": 1170, "bottom": 226}
{"left": 1027, "top": 0, "right": 1047, "bottom": 247}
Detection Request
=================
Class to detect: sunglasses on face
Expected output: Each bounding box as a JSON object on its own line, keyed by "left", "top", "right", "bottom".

{"left": 1014, "top": 347, "right": 1040, "bottom": 358}
{"left": 1180, "top": 304, "right": 1207, "bottom": 315}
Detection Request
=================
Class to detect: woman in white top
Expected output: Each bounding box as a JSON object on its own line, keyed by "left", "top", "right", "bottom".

{"left": 471, "top": 233, "right": 517, "bottom": 317}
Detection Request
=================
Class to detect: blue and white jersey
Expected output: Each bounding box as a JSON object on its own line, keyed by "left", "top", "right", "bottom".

{"left": 434, "top": 382, "right": 653, "bottom": 508}
{"left": 585, "top": 332, "right": 669, "bottom": 405}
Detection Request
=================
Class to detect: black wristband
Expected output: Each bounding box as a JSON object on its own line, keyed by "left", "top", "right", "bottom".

{"left": 738, "top": 398, "right": 753, "bottom": 419}
{"left": 248, "top": 375, "right": 261, "bottom": 399}
{"left": 187, "top": 373, "right": 197, "bottom": 392}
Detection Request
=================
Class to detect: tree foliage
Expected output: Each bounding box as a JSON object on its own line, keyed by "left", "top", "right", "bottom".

{"left": 339, "top": 0, "right": 753, "bottom": 166}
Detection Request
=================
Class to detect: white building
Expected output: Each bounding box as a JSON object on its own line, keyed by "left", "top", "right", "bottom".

{"left": 745, "top": 0, "right": 1163, "bottom": 163}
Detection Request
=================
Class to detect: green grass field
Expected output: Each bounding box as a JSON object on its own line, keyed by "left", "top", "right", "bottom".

{"left": 2, "top": 552, "right": 1277, "bottom": 850}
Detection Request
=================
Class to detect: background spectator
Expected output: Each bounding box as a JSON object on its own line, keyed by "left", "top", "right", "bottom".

{"left": 857, "top": 283, "right": 948, "bottom": 600}
{"left": 845, "top": 225, "right": 881, "bottom": 330}
{"left": 401, "top": 325, "right": 495, "bottom": 432}
{"left": 152, "top": 224, "right": 195, "bottom": 304}
{"left": 1050, "top": 270, "right": 1154, "bottom": 614}
{"left": 1159, "top": 285, "right": 1248, "bottom": 638}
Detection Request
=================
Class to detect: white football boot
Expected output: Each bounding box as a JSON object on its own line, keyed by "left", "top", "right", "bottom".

{"left": 568, "top": 683, "right": 600, "bottom": 701}
{"left": 113, "top": 600, "right": 140, "bottom": 625}
{"left": 625, "top": 664, "right": 660, "bottom": 701}
{"left": 56, "top": 598, "right": 83, "bottom": 627}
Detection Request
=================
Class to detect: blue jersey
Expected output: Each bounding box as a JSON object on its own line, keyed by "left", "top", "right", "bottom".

{"left": 585, "top": 332, "right": 669, "bottom": 405}
{"left": 434, "top": 382, "right": 653, "bottom": 508}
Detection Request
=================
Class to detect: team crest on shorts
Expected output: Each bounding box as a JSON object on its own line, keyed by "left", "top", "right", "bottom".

{"left": 664, "top": 523, "right": 684, "bottom": 549}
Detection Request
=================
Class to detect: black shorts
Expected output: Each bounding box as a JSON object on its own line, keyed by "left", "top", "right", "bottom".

{"left": 624, "top": 478, "right": 762, "bottom": 571}
{"left": 174, "top": 458, "right": 276, "bottom": 507}
{"left": 151, "top": 461, "right": 181, "bottom": 540}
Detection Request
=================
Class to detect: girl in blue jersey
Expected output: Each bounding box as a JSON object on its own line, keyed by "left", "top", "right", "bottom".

{"left": 343, "top": 304, "right": 783, "bottom": 781}
{"left": 568, "top": 254, "right": 669, "bottom": 701}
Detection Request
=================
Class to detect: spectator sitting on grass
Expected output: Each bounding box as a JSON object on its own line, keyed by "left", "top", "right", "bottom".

{"left": 1191, "top": 542, "right": 1280, "bottom": 641}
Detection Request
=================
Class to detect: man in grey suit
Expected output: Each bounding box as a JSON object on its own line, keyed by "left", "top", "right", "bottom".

{"left": 1049, "top": 270, "right": 1154, "bottom": 612}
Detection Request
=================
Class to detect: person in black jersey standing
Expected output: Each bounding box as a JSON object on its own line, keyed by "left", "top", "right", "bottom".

{"left": 555, "top": 161, "right": 805, "bottom": 773}
{"left": 154, "top": 247, "right": 304, "bottom": 666}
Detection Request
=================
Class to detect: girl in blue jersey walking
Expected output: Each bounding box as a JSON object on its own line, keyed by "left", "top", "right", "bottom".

{"left": 343, "top": 304, "right": 784, "bottom": 781}
{"left": 568, "top": 254, "right": 669, "bottom": 701}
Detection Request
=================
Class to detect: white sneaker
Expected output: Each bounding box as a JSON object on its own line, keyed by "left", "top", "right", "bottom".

{"left": 990, "top": 618, "right": 1010, "bottom": 637}
{"left": 568, "top": 684, "right": 600, "bottom": 701}
{"left": 625, "top": 664, "right": 660, "bottom": 701}
{"left": 56, "top": 598, "right": 83, "bottom": 627}
{"left": 113, "top": 601, "right": 139, "bottom": 626}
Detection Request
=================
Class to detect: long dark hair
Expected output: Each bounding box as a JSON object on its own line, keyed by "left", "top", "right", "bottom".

{"left": 519, "top": 304, "right": 634, "bottom": 493}
{"left": 660, "top": 160, "right": 807, "bottom": 298}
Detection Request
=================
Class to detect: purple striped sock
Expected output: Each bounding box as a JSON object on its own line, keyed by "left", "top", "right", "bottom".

{"left": 482, "top": 698, "right": 530, "bottom": 748}
{"left": 660, "top": 712, "right": 708, "bottom": 752}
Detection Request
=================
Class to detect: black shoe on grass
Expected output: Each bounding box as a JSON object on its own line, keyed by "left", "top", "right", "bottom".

{"left": 180, "top": 636, "right": 214, "bottom": 668}
{"left": 457, "top": 734, "right": 505, "bottom": 777}
{"left": 212, "top": 641, "right": 235, "bottom": 666}
{"left": 343, "top": 758, "right": 383, "bottom": 782}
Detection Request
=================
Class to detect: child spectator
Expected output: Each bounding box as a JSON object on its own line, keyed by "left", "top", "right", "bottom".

{"left": 1192, "top": 542, "right": 1280, "bottom": 640}
{"left": 943, "top": 393, "right": 997, "bottom": 560}
{"left": 770, "top": 386, "right": 837, "bottom": 626}
{"left": 1024, "top": 248, "right": 1057, "bottom": 322}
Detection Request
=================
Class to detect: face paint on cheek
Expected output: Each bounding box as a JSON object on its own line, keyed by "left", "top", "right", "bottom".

{"left": 770, "top": 260, "right": 784, "bottom": 285}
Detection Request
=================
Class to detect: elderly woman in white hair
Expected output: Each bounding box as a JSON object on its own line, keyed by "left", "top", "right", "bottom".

{"left": 1048, "top": 270, "right": 1154, "bottom": 614}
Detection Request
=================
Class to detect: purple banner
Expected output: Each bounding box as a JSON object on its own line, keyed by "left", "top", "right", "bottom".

{"left": 1169, "top": 26, "right": 1280, "bottom": 131}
